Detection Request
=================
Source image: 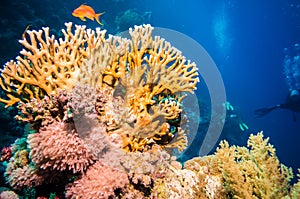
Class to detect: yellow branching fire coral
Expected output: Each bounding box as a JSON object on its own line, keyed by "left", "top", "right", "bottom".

{"left": 0, "top": 22, "right": 199, "bottom": 153}
{"left": 0, "top": 22, "right": 106, "bottom": 106}
{"left": 77, "top": 24, "right": 198, "bottom": 152}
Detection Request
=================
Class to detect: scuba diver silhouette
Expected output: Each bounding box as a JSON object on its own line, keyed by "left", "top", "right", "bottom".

{"left": 255, "top": 44, "right": 300, "bottom": 121}
{"left": 255, "top": 89, "right": 300, "bottom": 121}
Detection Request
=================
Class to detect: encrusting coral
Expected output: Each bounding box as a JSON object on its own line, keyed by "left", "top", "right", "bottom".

{"left": 0, "top": 22, "right": 299, "bottom": 198}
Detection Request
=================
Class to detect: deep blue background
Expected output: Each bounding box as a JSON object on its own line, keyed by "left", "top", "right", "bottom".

{"left": 0, "top": 0, "right": 299, "bottom": 175}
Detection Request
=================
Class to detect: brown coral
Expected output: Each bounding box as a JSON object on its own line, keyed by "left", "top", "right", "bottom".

{"left": 15, "top": 89, "right": 71, "bottom": 128}
{"left": 0, "top": 146, "right": 13, "bottom": 162}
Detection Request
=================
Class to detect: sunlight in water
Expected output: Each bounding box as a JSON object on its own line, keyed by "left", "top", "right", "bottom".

{"left": 214, "top": 15, "right": 227, "bottom": 50}
{"left": 213, "top": 1, "right": 232, "bottom": 60}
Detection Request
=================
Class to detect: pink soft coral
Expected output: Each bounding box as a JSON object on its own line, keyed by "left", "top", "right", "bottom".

{"left": 28, "top": 121, "right": 96, "bottom": 173}
{"left": 65, "top": 161, "right": 129, "bottom": 199}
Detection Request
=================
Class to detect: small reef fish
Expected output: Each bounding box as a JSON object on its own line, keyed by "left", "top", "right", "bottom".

{"left": 72, "top": 4, "right": 104, "bottom": 25}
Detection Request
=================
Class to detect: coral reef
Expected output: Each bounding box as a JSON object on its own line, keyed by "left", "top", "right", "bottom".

{"left": 65, "top": 161, "right": 129, "bottom": 199}
{"left": 184, "top": 132, "right": 295, "bottom": 199}
{"left": 28, "top": 121, "right": 96, "bottom": 173}
{"left": 4, "top": 138, "right": 64, "bottom": 190}
{"left": 0, "top": 22, "right": 299, "bottom": 199}
{"left": 1, "top": 22, "right": 198, "bottom": 153}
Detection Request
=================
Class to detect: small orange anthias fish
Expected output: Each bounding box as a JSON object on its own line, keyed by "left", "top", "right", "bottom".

{"left": 72, "top": 4, "right": 104, "bottom": 25}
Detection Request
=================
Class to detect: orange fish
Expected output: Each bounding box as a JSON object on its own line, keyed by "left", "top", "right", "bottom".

{"left": 72, "top": 4, "right": 104, "bottom": 25}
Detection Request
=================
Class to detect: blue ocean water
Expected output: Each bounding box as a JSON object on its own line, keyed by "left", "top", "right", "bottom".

{"left": 0, "top": 0, "right": 299, "bottom": 184}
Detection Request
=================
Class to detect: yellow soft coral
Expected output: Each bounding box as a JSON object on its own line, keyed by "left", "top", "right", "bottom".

{"left": 287, "top": 169, "right": 300, "bottom": 199}
{"left": 217, "top": 132, "right": 294, "bottom": 198}
{"left": 185, "top": 132, "right": 294, "bottom": 199}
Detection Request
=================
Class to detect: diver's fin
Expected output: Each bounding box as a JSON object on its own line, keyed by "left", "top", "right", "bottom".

{"left": 239, "top": 122, "right": 249, "bottom": 131}
{"left": 95, "top": 12, "right": 105, "bottom": 25}
{"left": 254, "top": 106, "right": 279, "bottom": 118}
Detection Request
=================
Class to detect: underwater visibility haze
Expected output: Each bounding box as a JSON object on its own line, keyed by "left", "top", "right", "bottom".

{"left": 0, "top": 0, "right": 300, "bottom": 198}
